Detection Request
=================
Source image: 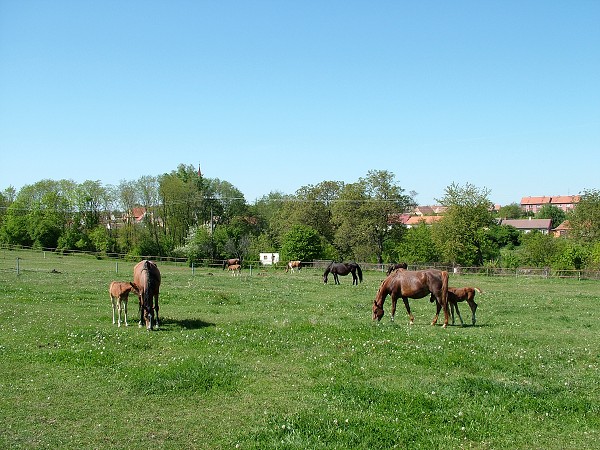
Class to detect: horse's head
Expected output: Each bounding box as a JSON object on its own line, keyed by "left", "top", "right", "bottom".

{"left": 129, "top": 282, "right": 140, "bottom": 296}
{"left": 372, "top": 283, "right": 387, "bottom": 321}
{"left": 323, "top": 272, "right": 328, "bottom": 284}
{"left": 372, "top": 301, "right": 384, "bottom": 321}
{"left": 142, "top": 295, "right": 153, "bottom": 330}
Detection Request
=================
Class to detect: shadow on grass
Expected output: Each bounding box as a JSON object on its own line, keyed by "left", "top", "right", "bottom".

{"left": 158, "top": 317, "right": 216, "bottom": 330}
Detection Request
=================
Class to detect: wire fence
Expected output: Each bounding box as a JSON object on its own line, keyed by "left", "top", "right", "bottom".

{"left": 1, "top": 244, "right": 600, "bottom": 281}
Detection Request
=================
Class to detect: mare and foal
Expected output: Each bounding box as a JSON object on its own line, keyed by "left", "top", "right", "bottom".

{"left": 374, "top": 266, "right": 481, "bottom": 327}
{"left": 110, "top": 259, "right": 161, "bottom": 330}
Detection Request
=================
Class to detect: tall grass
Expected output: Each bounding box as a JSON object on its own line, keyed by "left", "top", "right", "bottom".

{"left": 0, "top": 249, "right": 598, "bottom": 449}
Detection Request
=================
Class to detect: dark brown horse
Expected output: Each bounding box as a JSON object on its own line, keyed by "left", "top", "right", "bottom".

{"left": 323, "top": 261, "right": 363, "bottom": 285}
{"left": 373, "top": 269, "right": 449, "bottom": 327}
{"left": 285, "top": 260, "right": 302, "bottom": 273}
{"left": 430, "top": 286, "right": 482, "bottom": 326}
{"left": 386, "top": 262, "right": 408, "bottom": 275}
{"left": 133, "top": 260, "right": 161, "bottom": 330}
{"left": 223, "top": 258, "right": 241, "bottom": 270}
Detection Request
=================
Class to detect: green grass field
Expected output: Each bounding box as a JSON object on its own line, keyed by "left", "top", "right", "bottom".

{"left": 1, "top": 249, "right": 598, "bottom": 449}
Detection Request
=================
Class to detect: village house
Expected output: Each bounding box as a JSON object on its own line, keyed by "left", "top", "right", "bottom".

{"left": 500, "top": 218, "right": 553, "bottom": 234}
{"left": 520, "top": 195, "right": 580, "bottom": 214}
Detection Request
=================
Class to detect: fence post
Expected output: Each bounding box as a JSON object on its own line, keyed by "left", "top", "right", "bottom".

{"left": 192, "top": 263, "right": 195, "bottom": 276}
{"left": 116, "top": 261, "right": 119, "bottom": 274}
{"left": 16, "top": 257, "right": 20, "bottom": 276}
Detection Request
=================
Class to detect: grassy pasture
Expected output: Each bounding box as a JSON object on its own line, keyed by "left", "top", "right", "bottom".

{"left": 0, "top": 249, "right": 599, "bottom": 449}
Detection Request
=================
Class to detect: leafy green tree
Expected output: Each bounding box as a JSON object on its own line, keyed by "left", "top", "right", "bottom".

{"left": 0, "top": 199, "right": 31, "bottom": 245}
{"left": 207, "top": 178, "right": 248, "bottom": 224}
{"left": 271, "top": 181, "right": 343, "bottom": 245}
{"left": 174, "top": 225, "right": 214, "bottom": 266}
{"left": 568, "top": 189, "right": 600, "bottom": 243}
{"left": 485, "top": 224, "right": 521, "bottom": 250}
{"left": 88, "top": 225, "right": 117, "bottom": 254}
{"left": 551, "top": 240, "right": 589, "bottom": 271}
{"left": 280, "top": 225, "right": 323, "bottom": 262}
{"left": 588, "top": 241, "right": 600, "bottom": 269}
{"left": 497, "top": 203, "right": 525, "bottom": 219}
{"left": 519, "top": 231, "right": 557, "bottom": 267}
{"left": 432, "top": 182, "right": 495, "bottom": 266}
{"left": 535, "top": 204, "right": 566, "bottom": 229}
{"left": 332, "top": 170, "right": 414, "bottom": 263}
{"left": 394, "top": 223, "right": 440, "bottom": 263}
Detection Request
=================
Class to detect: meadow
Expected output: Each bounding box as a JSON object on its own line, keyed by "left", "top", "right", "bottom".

{"left": 0, "top": 249, "right": 598, "bottom": 449}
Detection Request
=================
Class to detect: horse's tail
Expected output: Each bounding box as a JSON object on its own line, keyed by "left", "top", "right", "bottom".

{"left": 356, "top": 264, "right": 363, "bottom": 283}
{"left": 441, "top": 270, "right": 448, "bottom": 309}
{"left": 323, "top": 261, "right": 332, "bottom": 283}
{"left": 474, "top": 287, "right": 483, "bottom": 294}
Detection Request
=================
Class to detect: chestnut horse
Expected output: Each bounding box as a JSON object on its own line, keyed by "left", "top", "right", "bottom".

{"left": 323, "top": 261, "right": 363, "bottom": 285}
{"left": 431, "top": 286, "right": 482, "bottom": 326}
{"left": 386, "top": 262, "right": 408, "bottom": 275}
{"left": 223, "top": 258, "right": 240, "bottom": 270}
{"left": 373, "top": 269, "right": 449, "bottom": 327}
{"left": 133, "top": 260, "right": 161, "bottom": 330}
{"left": 285, "top": 260, "right": 302, "bottom": 273}
{"left": 227, "top": 264, "right": 241, "bottom": 276}
{"left": 109, "top": 281, "right": 139, "bottom": 327}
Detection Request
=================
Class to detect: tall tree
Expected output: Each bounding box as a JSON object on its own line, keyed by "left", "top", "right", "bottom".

{"left": 535, "top": 204, "right": 566, "bottom": 229}
{"left": 332, "top": 170, "right": 414, "bottom": 263}
{"left": 568, "top": 189, "right": 600, "bottom": 243}
{"left": 432, "top": 182, "right": 495, "bottom": 266}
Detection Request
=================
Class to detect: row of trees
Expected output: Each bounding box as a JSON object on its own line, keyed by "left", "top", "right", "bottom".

{"left": 1, "top": 164, "right": 599, "bottom": 270}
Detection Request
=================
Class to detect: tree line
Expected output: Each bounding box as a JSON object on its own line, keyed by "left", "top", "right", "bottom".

{"left": 1, "top": 163, "right": 599, "bottom": 271}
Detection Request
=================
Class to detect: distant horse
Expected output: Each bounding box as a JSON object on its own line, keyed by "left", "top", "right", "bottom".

{"left": 227, "top": 264, "right": 241, "bottom": 276}
{"left": 223, "top": 258, "right": 240, "bottom": 270}
{"left": 133, "top": 260, "right": 161, "bottom": 330}
{"left": 386, "top": 262, "right": 408, "bottom": 275}
{"left": 373, "top": 269, "right": 449, "bottom": 327}
{"left": 430, "top": 286, "right": 482, "bottom": 326}
{"left": 323, "top": 261, "right": 363, "bottom": 285}
{"left": 109, "top": 281, "right": 139, "bottom": 327}
{"left": 285, "top": 260, "right": 302, "bottom": 273}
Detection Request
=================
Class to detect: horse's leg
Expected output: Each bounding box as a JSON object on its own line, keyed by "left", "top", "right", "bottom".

{"left": 123, "top": 297, "right": 128, "bottom": 327}
{"left": 352, "top": 270, "right": 357, "bottom": 285}
{"left": 432, "top": 299, "right": 441, "bottom": 325}
{"left": 139, "top": 296, "right": 144, "bottom": 327}
{"left": 453, "top": 302, "right": 465, "bottom": 326}
{"left": 334, "top": 273, "right": 339, "bottom": 284}
{"left": 467, "top": 300, "right": 477, "bottom": 325}
{"left": 154, "top": 293, "right": 159, "bottom": 328}
{"left": 402, "top": 297, "right": 414, "bottom": 325}
{"left": 390, "top": 297, "right": 397, "bottom": 321}
{"left": 111, "top": 296, "right": 117, "bottom": 325}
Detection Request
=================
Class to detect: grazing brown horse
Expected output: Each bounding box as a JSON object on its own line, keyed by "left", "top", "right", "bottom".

{"left": 431, "top": 286, "right": 482, "bottom": 326}
{"left": 133, "top": 260, "right": 161, "bottom": 330}
{"left": 227, "top": 264, "right": 241, "bottom": 276}
{"left": 285, "top": 260, "right": 302, "bottom": 273}
{"left": 109, "top": 281, "right": 139, "bottom": 327}
{"left": 323, "top": 261, "right": 363, "bottom": 285}
{"left": 223, "top": 258, "right": 240, "bottom": 270}
{"left": 386, "top": 262, "right": 408, "bottom": 275}
{"left": 373, "top": 269, "right": 449, "bottom": 327}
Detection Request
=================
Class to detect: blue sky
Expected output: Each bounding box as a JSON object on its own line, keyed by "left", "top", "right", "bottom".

{"left": 1, "top": 0, "right": 598, "bottom": 206}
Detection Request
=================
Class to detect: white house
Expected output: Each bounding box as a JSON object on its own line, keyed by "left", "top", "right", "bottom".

{"left": 259, "top": 252, "right": 279, "bottom": 265}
